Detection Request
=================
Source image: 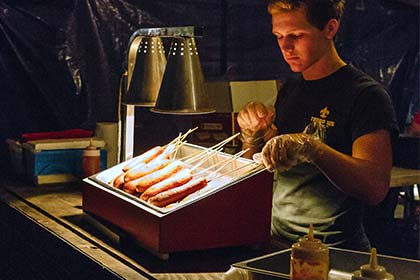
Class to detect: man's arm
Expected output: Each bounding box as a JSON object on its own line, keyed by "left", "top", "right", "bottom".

{"left": 237, "top": 101, "right": 277, "bottom": 159}
{"left": 311, "top": 129, "right": 392, "bottom": 205}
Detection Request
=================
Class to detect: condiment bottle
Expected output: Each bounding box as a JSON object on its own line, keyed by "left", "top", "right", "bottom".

{"left": 351, "top": 248, "right": 394, "bottom": 280}
{"left": 290, "top": 224, "right": 329, "bottom": 280}
{"left": 82, "top": 138, "right": 101, "bottom": 177}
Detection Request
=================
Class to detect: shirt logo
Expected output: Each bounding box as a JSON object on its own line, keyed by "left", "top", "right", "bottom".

{"left": 311, "top": 106, "right": 335, "bottom": 127}
{"left": 320, "top": 107, "right": 330, "bottom": 118}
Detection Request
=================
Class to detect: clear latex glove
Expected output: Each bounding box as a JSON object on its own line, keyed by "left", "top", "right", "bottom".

{"left": 237, "top": 101, "right": 275, "bottom": 146}
{"left": 260, "top": 121, "right": 326, "bottom": 172}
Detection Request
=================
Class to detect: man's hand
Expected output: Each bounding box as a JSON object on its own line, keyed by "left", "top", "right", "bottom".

{"left": 261, "top": 133, "right": 321, "bottom": 172}
{"left": 237, "top": 101, "right": 275, "bottom": 145}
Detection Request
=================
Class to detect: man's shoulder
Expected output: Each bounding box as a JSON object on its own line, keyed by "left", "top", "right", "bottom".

{"left": 341, "top": 65, "right": 383, "bottom": 87}
{"left": 336, "top": 65, "right": 388, "bottom": 99}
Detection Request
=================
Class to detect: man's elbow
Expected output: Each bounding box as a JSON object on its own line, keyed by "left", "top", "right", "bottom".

{"left": 365, "top": 182, "right": 390, "bottom": 205}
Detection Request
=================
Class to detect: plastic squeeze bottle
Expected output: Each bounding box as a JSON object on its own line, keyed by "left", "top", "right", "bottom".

{"left": 351, "top": 248, "right": 394, "bottom": 280}
{"left": 290, "top": 224, "right": 329, "bottom": 280}
{"left": 82, "top": 138, "right": 101, "bottom": 177}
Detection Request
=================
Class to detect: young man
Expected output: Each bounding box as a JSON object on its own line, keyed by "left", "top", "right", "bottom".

{"left": 237, "top": 0, "right": 398, "bottom": 251}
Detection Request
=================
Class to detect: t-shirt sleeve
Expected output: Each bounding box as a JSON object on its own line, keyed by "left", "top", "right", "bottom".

{"left": 350, "top": 84, "right": 399, "bottom": 142}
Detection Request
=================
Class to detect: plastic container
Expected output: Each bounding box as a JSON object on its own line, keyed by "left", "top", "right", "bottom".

{"left": 82, "top": 139, "right": 101, "bottom": 177}
{"left": 352, "top": 248, "right": 394, "bottom": 280}
{"left": 290, "top": 224, "right": 329, "bottom": 280}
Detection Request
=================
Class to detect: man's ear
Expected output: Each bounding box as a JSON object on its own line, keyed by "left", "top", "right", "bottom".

{"left": 323, "top": 19, "right": 340, "bottom": 39}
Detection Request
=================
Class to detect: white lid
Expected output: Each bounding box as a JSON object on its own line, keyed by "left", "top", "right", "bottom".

{"left": 83, "top": 149, "right": 100, "bottom": 156}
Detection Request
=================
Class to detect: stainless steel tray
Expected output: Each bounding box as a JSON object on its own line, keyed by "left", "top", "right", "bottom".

{"left": 87, "top": 143, "right": 264, "bottom": 215}
{"left": 231, "top": 247, "right": 420, "bottom": 280}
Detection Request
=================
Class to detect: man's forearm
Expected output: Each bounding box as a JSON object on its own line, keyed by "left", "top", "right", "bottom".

{"left": 310, "top": 137, "right": 392, "bottom": 205}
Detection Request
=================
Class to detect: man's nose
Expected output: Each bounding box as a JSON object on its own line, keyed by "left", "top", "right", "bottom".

{"left": 280, "top": 38, "right": 294, "bottom": 53}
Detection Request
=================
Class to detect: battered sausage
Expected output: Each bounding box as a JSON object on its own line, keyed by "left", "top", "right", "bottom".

{"left": 124, "top": 159, "right": 170, "bottom": 182}
{"left": 112, "top": 172, "right": 126, "bottom": 189}
{"left": 139, "top": 168, "right": 193, "bottom": 201}
{"left": 122, "top": 178, "right": 138, "bottom": 195}
{"left": 122, "top": 146, "right": 163, "bottom": 172}
{"left": 147, "top": 177, "right": 208, "bottom": 207}
{"left": 123, "top": 160, "right": 185, "bottom": 193}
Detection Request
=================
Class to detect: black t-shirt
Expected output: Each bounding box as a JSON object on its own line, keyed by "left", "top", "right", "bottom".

{"left": 271, "top": 65, "right": 398, "bottom": 249}
{"left": 275, "top": 65, "right": 398, "bottom": 153}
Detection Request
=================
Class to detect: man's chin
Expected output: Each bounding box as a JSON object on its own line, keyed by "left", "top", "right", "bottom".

{"left": 289, "top": 67, "right": 302, "bottom": 73}
{"left": 286, "top": 63, "right": 303, "bottom": 73}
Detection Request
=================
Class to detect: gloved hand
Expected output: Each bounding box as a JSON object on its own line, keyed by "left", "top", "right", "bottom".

{"left": 237, "top": 101, "right": 275, "bottom": 147}
{"left": 261, "top": 133, "right": 322, "bottom": 172}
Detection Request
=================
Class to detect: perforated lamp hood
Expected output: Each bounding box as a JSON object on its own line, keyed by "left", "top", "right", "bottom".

{"left": 124, "top": 36, "right": 166, "bottom": 106}
{"left": 151, "top": 37, "right": 215, "bottom": 114}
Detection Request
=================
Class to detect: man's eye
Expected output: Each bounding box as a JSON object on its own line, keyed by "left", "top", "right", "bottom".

{"left": 289, "top": 34, "right": 302, "bottom": 40}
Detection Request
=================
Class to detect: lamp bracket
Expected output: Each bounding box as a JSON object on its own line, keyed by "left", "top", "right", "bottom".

{"left": 129, "top": 26, "right": 203, "bottom": 42}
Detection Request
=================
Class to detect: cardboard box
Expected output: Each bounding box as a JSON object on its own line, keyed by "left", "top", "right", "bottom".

{"left": 188, "top": 80, "right": 279, "bottom": 151}
{"left": 205, "top": 79, "right": 279, "bottom": 113}
{"left": 228, "top": 80, "right": 278, "bottom": 112}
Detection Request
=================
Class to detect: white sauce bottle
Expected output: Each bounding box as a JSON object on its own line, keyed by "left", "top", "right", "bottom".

{"left": 290, "top": 224, "right": 329, "bottom": 280}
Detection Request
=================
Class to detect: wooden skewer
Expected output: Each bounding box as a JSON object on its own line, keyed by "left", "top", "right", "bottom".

{"left": 189, "top": 146, "right": 225, "bottom": 170}
{"left": 166, "top": 127, "right": 197, "bottom": 146}
{"left": 193, "top": 149, "right": 247, "bottom": 177}
{"left": 179, "top": 127, "right": 198, "bottom": 142}
{"left": 205, "top": 149, "right": 249, "bottom": 181}
{"left": 209, "top": 161, "right": 263, "bottom": 182}
{"left": 180, "top": 133, "right": 240, "bottom": 163}
{"left": 160, "top": 127, "right": 198, "bottom": 160}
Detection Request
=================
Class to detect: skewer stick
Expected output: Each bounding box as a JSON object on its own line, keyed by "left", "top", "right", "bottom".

{"left": 161, "top": 127, "right": 198, "bottom": 160}
{"left": 209, "top": 161, "right": 263, "bottom": 182}
{"left": 180, "top": 133, "right": 240, "bottom": 163}
{"left": 165, "top": 127, "right": 198, "bottom": 148}
{"left": 179, "top": 127, "right": 198, "bottom": 142}
{"left": 189, "top": 145, "right": 227, "bottom": 170}
{"left": 163, "top": 127, "right": 197, "bottom": 150}
{"left": 193, "top": 149, "right": 248, "bottom": 177}
{"left": 205, "top": 149, "right": 249, "bottom": 181}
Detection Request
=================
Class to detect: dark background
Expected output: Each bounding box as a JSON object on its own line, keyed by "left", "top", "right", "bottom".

{"left": 0, "top": 0, "right": 418, "bottom": 168}
{"left": 0, "top": 0, "right": 419, "bottom": 264}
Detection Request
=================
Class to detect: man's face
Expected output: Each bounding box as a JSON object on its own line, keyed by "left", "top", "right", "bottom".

{"left": 271, "top": 6, "right": 330, "bottom": 76}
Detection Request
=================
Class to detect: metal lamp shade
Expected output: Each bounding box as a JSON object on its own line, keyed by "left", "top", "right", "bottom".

{"left": 151, "top": 37, "right": 215, "bottom": 114}
{"left": 124, "top": 36, "right": 166, "bottom": 106}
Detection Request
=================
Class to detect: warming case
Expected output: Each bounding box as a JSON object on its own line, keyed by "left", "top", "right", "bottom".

{"left": 82, "top": 143, "right": 273, "bottom": 257}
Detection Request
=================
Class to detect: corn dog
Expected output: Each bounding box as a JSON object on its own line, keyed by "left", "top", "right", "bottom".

{"left": 147, "top": 177, "right": 208, "bottom": 207}
{"left": 124, "top": 158, "right": 171, "bottom": 182}
{"left": 112, "top": 172, "right": 126, "bottom": 189}
{"left": 122, "top": 146, "right": 163, "bottom": 172}
{"left": 123, "top": 160, "right": 185, "bottom": 193}
{"left": 122, "top": 180, "right": 139, "bottom": 194}
{"left": 139, "top": 168, "right": 193, "bottom": 201}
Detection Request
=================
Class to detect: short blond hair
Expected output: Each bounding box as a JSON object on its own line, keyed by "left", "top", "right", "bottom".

{"left": 267, "top": 0, "right": 345, "bottom": 30}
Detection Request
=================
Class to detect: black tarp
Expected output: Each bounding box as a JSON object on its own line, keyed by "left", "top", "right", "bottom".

{"left": 0, "top": 0, "right": 418, "bottom": 170}
{"left": 337, "top": 0, "right": 419, "bottom": 131}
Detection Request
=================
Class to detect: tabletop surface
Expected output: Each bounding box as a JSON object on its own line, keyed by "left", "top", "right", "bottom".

{"left": 233, "top": 247, "right": 420, "bottom": 280}
{"left": 390, "top": 166, "right": 420, "bottom": 187}
{"left": 1, "top": 167, "right": 418, "bottom": 279}
{"left": 0, "top": 178, "right": 276, "bottom": 280}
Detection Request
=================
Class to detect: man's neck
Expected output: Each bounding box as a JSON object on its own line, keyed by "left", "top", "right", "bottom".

{"left": 302, "top": 47, "right": 346, "bottom": 81}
